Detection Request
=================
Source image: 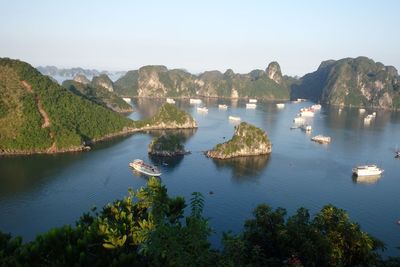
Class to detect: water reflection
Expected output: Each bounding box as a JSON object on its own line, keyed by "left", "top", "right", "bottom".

{"left": 211, "top": 155, "right": 270, "bottom": 182}
{"left": 352, "top": 174, "right": 382, "bottom": 184}
{"left": 0, "top": 154, "right": 84, "bottom": 197}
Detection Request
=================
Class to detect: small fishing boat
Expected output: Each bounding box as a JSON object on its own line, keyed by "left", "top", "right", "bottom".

{"left": 249, "top": 99, "right": 257, "bottom": 103}
{"left": 359, "top": 108, "right": 366, "bottom": 114}
{"left": 311, "top": 135, "right": 331, "bottom": 144}
{"left": 190, "top": 98, "right": 202, "bottom": 104}
{"left": 122, "top": 97, "right": 131, "bottom": 103}
{"left": 197, "top": 107, "right": 208, "bottom": 113}
{"left": 246, "top": 103, "right": 257, "bottom": 109}
{"left": 352, "top": 164, "right": 384, "bottom": 177}
{"left": 228, "top": 116, "right": 241, "bottom": 121}
{"left": 276, "top": 103, "right": 285, "bottom": 108}
{"left": 218, "top": 104, "right": 228, "bottom": 110}
{"left": 166, "top": 98, "right": 175, "bottom": 104}
{"left": 129, "top": 159, "right": 162, "bottom": 176}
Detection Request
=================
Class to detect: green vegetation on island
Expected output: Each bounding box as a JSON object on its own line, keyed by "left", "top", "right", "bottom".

{"left": 114, "top": 63, "right": 289, "bottom": 100}
{"left": 0, "top": 58, "right": 134, "bottom": 154}
{"left": 1, "top": 178, "right": 396, "bottom": 266}
{"left": 62, "top": 79, "right": 133, "bottom": 113}
{"left": 291, "top": 56, "right": 400, "bottom": 109}
{"left": 148, "top": 134, "right": 188, "bottom": 156}
{"left": 207, "top": 122, "right": 271, "bottom": 159}
{"left": 0, "top": 58, "right": 197, "bottom": 155}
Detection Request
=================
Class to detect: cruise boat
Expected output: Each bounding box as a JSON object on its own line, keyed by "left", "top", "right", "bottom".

{"left": 352, "top": 165, "right": 384, "bottom": 177}
{"left": 249, "top": 99, "right": 257, "bottom": 103}
{"left": 129, "top": 159, "right": 162, "bottom": 176}
{"left": 189, "top": 98, "right": 202, "bottom": 104}
{"left": 122, "top": 97, "right": 131, "bottom": 103}
{"left": 301, "top": 124, "right": 312, "bottom": 132}
{"left": 311, "top": 104, "right": 321, "bottom": 110}
{"left": 300, "top": 108, "right": 314, "bottom": 117}
{"left": 311, "top": 135, "right": 331, "bottom": 144}
{"left": 246, "top": 103, "right": 257, "bottom": 109}
{"left": 228, "top": 116, "right": 241, "bottom": 121}
{"left": 276, "top": 103, "right": 285, "bottom": 108}
{"left": 218, "top": 104, "right": 228, "bottom": 110}
{"left": 166, "top": 98, "right": 175, "bottom": 104}
{"left": 293, "top": 116, "right": 305, "bottom": 124}
{"left": 197, "top": 107, "right": 208, "bottom": 113}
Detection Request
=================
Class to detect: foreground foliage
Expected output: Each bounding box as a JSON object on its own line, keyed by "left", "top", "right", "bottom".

{"left": 0, "top": 178, "right": 396, "bottom": 266}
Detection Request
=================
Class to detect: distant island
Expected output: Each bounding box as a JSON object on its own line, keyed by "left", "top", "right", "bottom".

{"left": 39, "top": 56, "right": 400, "bottom": 110}
{"left": 207, "top": 122, "right": 272, "bottom": 159}
{"left": 0, "top": 58, "right": 197, "bottom": 155}
{"left": 62, "top": 74, "right": 133, "bottom": 113}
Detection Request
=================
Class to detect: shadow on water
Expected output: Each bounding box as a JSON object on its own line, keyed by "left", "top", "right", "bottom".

{"left": 211, "top": 155, "right": 271, "bottom": 182}
{"left": 146, "top": 128, "right": 197, "bottom": 142}
{"left": 148, "top": 154, "right": 184, "bottom": 171}
{"left": 0, "top": 153, "right": 84, "bottom": 197}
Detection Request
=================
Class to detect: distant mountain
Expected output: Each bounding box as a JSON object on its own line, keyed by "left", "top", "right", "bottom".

{"left": 291, "top": 57, "right": 400, "bottom": 109}
{"left": 36, "top": 66, "right": 126, "bottom": 83}
{"left": 114, "top": 62, "right": 290, "bottom": 100}
{"left": 62, "top": 74, "right": 133, "bottom": 113}
{"left": 0, "top": 58, "right": 134, "bottom": 154}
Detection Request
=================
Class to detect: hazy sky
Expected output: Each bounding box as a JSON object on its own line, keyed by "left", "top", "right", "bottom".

{"left": 1, "top": 0, "right": 399, "bottom": 76}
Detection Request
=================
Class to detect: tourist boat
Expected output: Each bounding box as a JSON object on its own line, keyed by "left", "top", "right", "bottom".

{"left": 122, "top": 97, "right": 131, "bottom": 103}
{"left": 228, "top": 116, "right": 241, "bottom": 121}
{"left": 301, "top": 124, "right": 312, "bottom": 132}
{"left": 218, "top": 104, "right": 228, "bottom": 109}
{"left": 311, "top": 104, "right": 321, "bottom": 110}
{"left": 293, "top": 116, "right": 305, "bottom": 124}
{"left": 352, "top": 165, "right": 384, "bottom": 177}
{"left": 276, "top": 103, "right": 285, "bottom": 108}
{"left": 364, "top": 114, "right": 374, "bottom": 124}
{"left": 189, "top": 98, "right": 202, "bottom": 104}
{"left": 166, "top": 98, "right": 175, "bottom": 104}
{"left": 300, "top": 108, "right": 314, "bottom": 117}
{"left": 246, "top": 103, "right": 257, "bottom": 109}
{"left": 249, "top": 99, "right": 257, "bottom": 103}
{"left": 129, "top": 159, "right": 162, "bottom": 176}
{"left": 311, "top": 135, "right": 331, "bottom": 144}
{"left": 197, "top": 107, "right": 208, "bottom": 113}
{"left": 354, "top": 175, "right": 381, "bottom": 184}
{"left": 359, "top": 108, "right": 366, "bottom": 114}
{"left": 371, "top": 112, "right": 377, "bottom": 117}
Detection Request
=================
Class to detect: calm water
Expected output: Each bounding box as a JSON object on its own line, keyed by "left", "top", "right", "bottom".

{"left": 1, "top": 99, "right": 400, "bottom": 256}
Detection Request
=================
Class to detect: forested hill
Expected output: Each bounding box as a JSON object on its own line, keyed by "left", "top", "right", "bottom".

{"left": 114, "top": 62, "right": 290, "bottom": 100}
{"left": 0, "top": 58, "right": 134, "bottom": 154}
{"left": 291, "top": 57, "right": 400, "bottom": 109}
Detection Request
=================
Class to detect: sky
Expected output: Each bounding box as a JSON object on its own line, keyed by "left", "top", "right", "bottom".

{"left": 0, "top": 0, "right": 399, "bottom": 76}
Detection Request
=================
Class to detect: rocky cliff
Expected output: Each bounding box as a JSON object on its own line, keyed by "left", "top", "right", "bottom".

{"left": 63, "top": 75, "right": 133, "bottom": 113}
{"left": 114, "top": 62, "right": 289, "bottom": 100}
{"left": 207, "top": 122, "right": 271, "bottom": 159}
{"left": 291, "top": 57, "right": 400, "bottom": 109}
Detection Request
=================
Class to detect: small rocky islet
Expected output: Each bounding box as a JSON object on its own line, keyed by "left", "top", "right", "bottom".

{"left": 148, "top": 134, "right": 190, "bottom": 157}
{"left": 206, "top": 122, "right": 272, "bottom": 159}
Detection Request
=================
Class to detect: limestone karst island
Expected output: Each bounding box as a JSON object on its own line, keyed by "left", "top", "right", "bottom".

{"left": 1, "top": 1, "right": 400, "bottom": 266}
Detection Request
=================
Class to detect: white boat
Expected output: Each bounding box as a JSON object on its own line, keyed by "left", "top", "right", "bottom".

{"left": 297, "top": 98, "right": 307, "bottom": 102}
{"left": 359, "top": 108, "right": 366, "bottom": 114}
{"left": 129, "top": 159, "right": 162, "bottom": 176}
{"left": 311, "top": 135, "right": 331, "bottom": 144}
{"left": 197, "top": 107, "right": 208, "bottom": 113}
{"left": 354, "top": 175, "right": 381, "bottom": 184}
{"left": 218, "top": 104, "right": 228, "bottom": 110}
{"left": 311, "top": 104, "right": 321, "bottom": 110}
{"left": 166, "top": 98, "right": 175, "bottom": 104}
{"left": 352, "top": 165, "right": 384, "bottom": 177}
{"left": 246, "top": 103, "right": 257, "bottom": 109}
{"left": 300, "top": 108, "right": 314, "bottom": 117}
{"left": 364, "top": 114, "right": 374, "bottom": 124}
{"left": 395, "top": 151, "right": 400, "bottom": 158}
{"left": 301, "top": 124, "right": 312, "bottom": 132}
{"left": 371, "top": 112, "right": 377, "bottom": 117}
{"left": 122, "top": 97, "right": 131, "bottom": 103}
{"left": 293, "top": 116, "right": 305, "bottom": 124}
{"left": 249, "top": 99, "right": 257, "bottom": 103}
{"left": 228, "top": 116, "right": 241, "bottom": 121}
{"left": 276, "top": 103, "right": 285, "bottom": 108}
{"left": 190, "top": 98, "right": 202, "bottom": 104}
